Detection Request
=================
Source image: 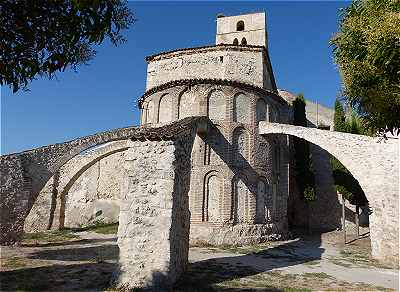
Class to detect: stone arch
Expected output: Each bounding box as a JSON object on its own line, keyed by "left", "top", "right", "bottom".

{"left": 232, "top": 174, "right": 249, "bottom": 224}
{"left": 1, "top": 117, "right": 210, "bottom": 245}
{"left": 236, "top": 20, "right": 244, "bottom": 31}
{"left": 259, "top": 122, "right": 399, "bottom": 264}
{"left": 207, "top": 89, "right": 226, "bottom": 121}
{"left": 241, "top": 37, "right": 247, "bottom": 45}
{"left": 233, "top": 92, "right": 250, "bottom": 123}
{"left": 158, "top": 93, "right": 174, "bottom": 123}
{"left": 178, "top": 88, "right": 195, "bottom": 119}
{"left": 232, "top": 127, "right": 249, "bottom": 167}
{"left": 233, "top": 38, "right": 239, "bottom": 45}
{"left": 24, "top": 141, "right": 129, "bottom": 232}
{"left": 202, "top": 171, "right": 222, "bottom": 223}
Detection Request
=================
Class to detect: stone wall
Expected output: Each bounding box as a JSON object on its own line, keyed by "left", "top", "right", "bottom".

{"left": 115, "top": 137, "right": 193, "bottom": 290}
{"left": 24, "top": 141, "right": 128, "bottom": 232}
{"left": 146, "top": 46, "right": 273, "bottom": 91}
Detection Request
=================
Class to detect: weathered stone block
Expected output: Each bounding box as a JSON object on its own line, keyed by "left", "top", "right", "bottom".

{"left": 114, "top": 138, "right": 192, "bottom": 290}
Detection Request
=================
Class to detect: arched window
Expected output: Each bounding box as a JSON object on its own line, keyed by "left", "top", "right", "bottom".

{"left": 178, "top": 89, "right": 194, "bottom": 119}
{"left": 203, "top": 174, "right": 221, "bottom": 222}
{"left": 207, "top": 90, "right": 226, "bottom": 120}
{"left": 146, "top": 100, "right": 154, "bottom": 124}
{"left": 158, "top": 94, "right": 173, "bottom": 123}
{"left": 236, "top": 20, "right": 244, "bottom": 31}
{"left": 256, "top": 99, "right": 267, "bottom": 123}
{"left": 204, "top": 126, "right": 224, "bottom": 166}
{"left": 233, "top": 93, "right": 250, "bottom": 123}
{"left": 233, "top": 38, "right": 239, "bottom": 45}
{"left": 256, "top": 178, "right": 271, "bottom": 223}
{"left": 232, "top": 128, "right": 249, "bottom": 167}
{"left": 241, "top": 37, "right": 247, "bottom": 45}
{"left": 232, "top": 176, "right": 248, "bottom": 224}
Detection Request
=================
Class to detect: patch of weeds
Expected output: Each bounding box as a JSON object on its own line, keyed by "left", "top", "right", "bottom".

{"left": 329, "top": 258, "right": 353, "bottom": 268}
{"left": 283, "top": 288, "right": 311, "bottom": 292}
{"left": 301, "top": 272, "right": 332, "bottom": 279}
{"left": 22, "top": 229, "right": 79, "bottom": 245}
{"left": 71, "top": 222, "right": 119, "bottom": 234}
{"left": 302, "top": 259, "right": 320, "bottom": 266}
{"left": 1, "top": 257, "right": 27, "bottom": 269}
{"left": 190, "top": 240, "right": 214, "bottom": 248}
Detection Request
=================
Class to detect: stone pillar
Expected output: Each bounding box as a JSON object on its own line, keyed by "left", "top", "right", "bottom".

{"left": 114, "top": 138, "right": 193, "bottom": 290}
{"left": 0, "top": 155, "right": 31, "bottom": 245}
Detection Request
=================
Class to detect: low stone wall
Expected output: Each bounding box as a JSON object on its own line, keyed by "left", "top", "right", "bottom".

{"left": 114, "top": 137, "right": 193, "bottom": 290}
{"left": 190, "top": 219, "right": 289, "bottom": 246}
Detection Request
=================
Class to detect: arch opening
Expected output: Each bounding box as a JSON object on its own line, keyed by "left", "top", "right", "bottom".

{"left": 236, "top": 20, "right": 245, "bottom": 31}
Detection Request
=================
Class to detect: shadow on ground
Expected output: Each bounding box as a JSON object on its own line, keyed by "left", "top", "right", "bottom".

{"left": 27, "top": 242, "right": 119, "bottom": 262}
{"left": 175, "top": 234, "right": 324, "bottom": 291}
{"left": 0, "top": 262, "right": 117, "bottom": 291}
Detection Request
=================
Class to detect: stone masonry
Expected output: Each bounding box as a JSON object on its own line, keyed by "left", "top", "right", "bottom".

{"left": 115, "top": 137, "right": 193, "bottom": 290}
{"left": 260, "top": 122, "right": 399, "bottom": 265}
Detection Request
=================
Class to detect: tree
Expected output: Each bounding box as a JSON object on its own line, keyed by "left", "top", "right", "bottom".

{"left": 0, "top": 0, "right": 134, "bottom": 93}
{"left": 330, "top": 0, "right": 400, "bottom": 134}
{"left": 293, "top": 93, "right": 315, "bottom": 202}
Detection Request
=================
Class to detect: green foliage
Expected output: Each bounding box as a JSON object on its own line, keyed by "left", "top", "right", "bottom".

{"left": 293, "top": 93, "right": 307, "bottom": 127}
{"left": 0, "top": 0, "right": 134, "bottom": 92}
{"left": 333, "top": 99, "right": 347, "bottom": 132}
{"left": 330, "top": 0, "right": 400, "bottom": 133}
{"left": 333, "top": 169, "right": 367, "bottom": 205}
{"left": 293, "top": 93, "right": 315, "bottom": 201}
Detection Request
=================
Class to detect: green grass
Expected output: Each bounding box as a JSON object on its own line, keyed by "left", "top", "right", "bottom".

{"left": 301, "top": 272, "right": 333, "bottom": 279}
{"left": 22, "top": 229, "right": 79, "bottom": 245}
{"left": 1, "top": 257, "right": 27, "bottom": 269}
{"left": 71, "top": 222, "right": 119, "bottom": 234}
{"left": 302, "top": 259, "right": 320, "bottom": 266}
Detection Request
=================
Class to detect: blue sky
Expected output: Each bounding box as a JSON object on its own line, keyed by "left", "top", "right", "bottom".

{"left": 1, "top": 1, "right": 348, "bottom": 154}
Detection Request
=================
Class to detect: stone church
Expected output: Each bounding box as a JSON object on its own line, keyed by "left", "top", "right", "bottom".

{"left": 3, "top": 12, "right": 398, "bottom": 281}
{"left": 25, "top": 12, "right": 333, "bottom": 244}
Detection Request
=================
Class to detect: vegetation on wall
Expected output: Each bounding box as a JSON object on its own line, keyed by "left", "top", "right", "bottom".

{"left": 331, "top": 99, "right": 368, "bottom": 206}
{"left": 293, "top": 93, "right": 315, "bottom": 201}
{"left": 0, "top": 0, "right": 134, "bottom": 93}
{"left": 330, "top": 0, "right": 400, "bottom": 134}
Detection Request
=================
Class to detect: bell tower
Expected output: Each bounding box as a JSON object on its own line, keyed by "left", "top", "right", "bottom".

{"left": 216, "top": 12, "right": 268, "bottom": 48}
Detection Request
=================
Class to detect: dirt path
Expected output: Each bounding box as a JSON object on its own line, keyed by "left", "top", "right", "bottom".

{"left": 0, "top": 229, "right": 398, "bottom": 291}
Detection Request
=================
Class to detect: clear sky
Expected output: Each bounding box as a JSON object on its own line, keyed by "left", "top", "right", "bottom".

{"left": 1, "top": 1, "right": 348, "bottom": 154}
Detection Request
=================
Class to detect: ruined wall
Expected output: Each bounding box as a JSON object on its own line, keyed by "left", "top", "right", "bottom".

{"left": 115, "top": 137, "right": 193, "bottom": 290}
{"left": 63, "top": 151, "right": 124, "bottom": 228}
{"left": 24, "top": 142, "right": 128, "bottom": 232}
